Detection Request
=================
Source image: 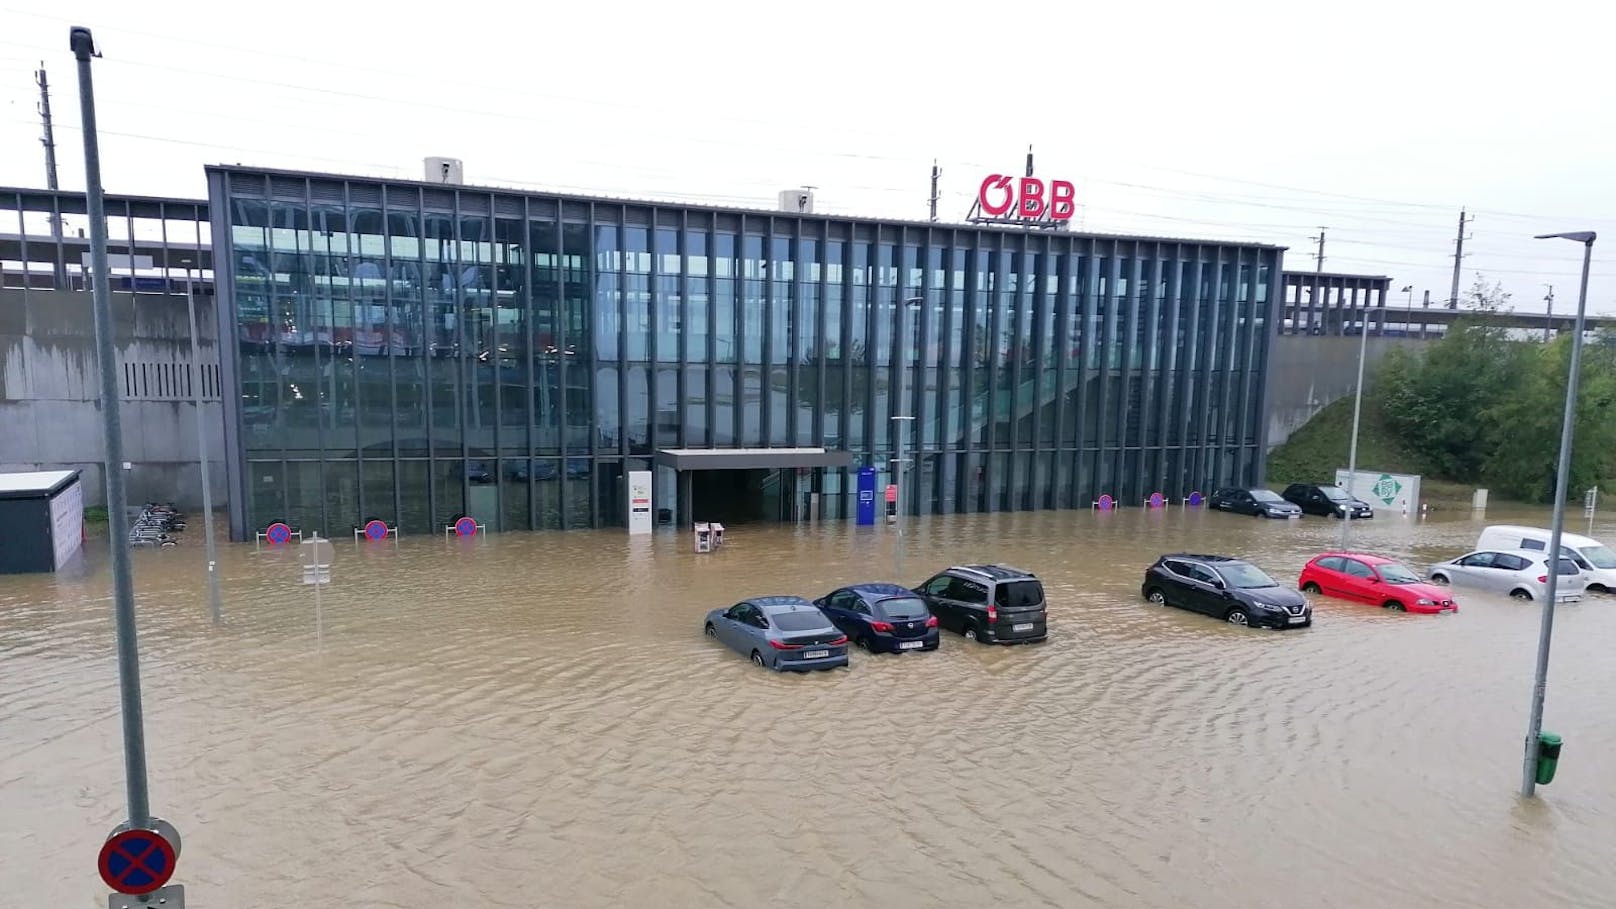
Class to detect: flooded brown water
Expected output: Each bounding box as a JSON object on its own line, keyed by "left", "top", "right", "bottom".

{"left": 4, "top": 506, "right": 1616, "bottom": 908}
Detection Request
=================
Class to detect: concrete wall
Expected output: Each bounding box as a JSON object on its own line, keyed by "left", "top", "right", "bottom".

{"left": 0, "top": 288, "right": 225, "bottom": 510}
{"left": 1264, "top": 334, "right": 1424, "bottom": 450}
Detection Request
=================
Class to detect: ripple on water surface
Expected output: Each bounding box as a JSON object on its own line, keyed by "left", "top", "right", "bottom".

{"left": 2, "top": 507, "right": 1615, "bottom": 907}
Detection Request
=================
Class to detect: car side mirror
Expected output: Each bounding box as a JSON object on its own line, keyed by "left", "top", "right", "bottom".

{"left": 1211, "top": 579, "right": 1225, "bottom": 590}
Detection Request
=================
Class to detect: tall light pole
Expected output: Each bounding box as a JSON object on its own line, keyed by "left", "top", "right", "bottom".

{"left": 181, "top": 257, "right": 223, "bottom": 624}
{"left": 1340, "top": 292, "right": 1373, "bottom": 548}
{"left": 891, "top": 296, "right": 924, "bottom": 535}
{"left": 72, "top": 23, "right": 152, "bottom": 830}
{"left": 1521, "top": 229, "right": 1595, "bottom": 799}
{"left": 1401, "top": 285, "right": 1413, "bottom": 334}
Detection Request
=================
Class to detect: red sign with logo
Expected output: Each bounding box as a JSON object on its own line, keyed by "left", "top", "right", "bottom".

{"left": 978, "top": 175, "right": 1076, "bottom": 221}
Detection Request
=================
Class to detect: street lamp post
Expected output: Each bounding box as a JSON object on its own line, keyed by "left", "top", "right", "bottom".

{"left": 891, "top": 296, "right": 925, "bottom": 535}
{"left": 1521, "top": 230, "right": 1596, "bottom": 799}
{"left": 181, "top": 258, "right": 223, "bottom": 624}
{"left": 1340, "top": 294, "right": 1374, "bottom": 548}
{"left": 72, "top": 23, "right": 152, "bottom": 830}
{"left": 1401, "top": 285, "right": 1414, "bottom": 334}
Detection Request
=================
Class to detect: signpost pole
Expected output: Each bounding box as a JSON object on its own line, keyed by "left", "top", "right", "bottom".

{"left": 1340, "top": 296, "right": 1372, "bottom": 549}
{"left": 182, "top": 258, "right": 223, "bottom": 625}
{"left": 72, "top": 25, "right": 151, "bottom": 830}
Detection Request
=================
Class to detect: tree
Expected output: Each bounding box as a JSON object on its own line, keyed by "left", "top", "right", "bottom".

{"left": 1374, "top": 317, "right": 1526, "bottom": 480}
{"left": 1461, "top": 274, "right": 1512, "bottom": 313}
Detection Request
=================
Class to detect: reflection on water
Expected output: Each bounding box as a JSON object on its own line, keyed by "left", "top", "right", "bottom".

{"left": 4, "top": 506, "right": 1616, "bottom": 907}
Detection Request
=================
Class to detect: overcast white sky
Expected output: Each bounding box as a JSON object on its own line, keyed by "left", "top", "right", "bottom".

{"left": 2, "top": 0, "right": 1613, "bottom": 313}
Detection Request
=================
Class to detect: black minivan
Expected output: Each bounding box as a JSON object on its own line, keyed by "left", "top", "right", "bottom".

{"left": 914, "top": 565, "right": 1048, "bottom": 644}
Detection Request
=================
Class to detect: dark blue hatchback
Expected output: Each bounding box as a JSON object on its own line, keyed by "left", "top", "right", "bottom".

{"left": 813, "top": 583, "right": 940, "bottom": 654}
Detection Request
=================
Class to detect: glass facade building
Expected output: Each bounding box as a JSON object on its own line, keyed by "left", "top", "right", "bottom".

{"left": 207, "top": 166, "right": 1284, "bottom": 540}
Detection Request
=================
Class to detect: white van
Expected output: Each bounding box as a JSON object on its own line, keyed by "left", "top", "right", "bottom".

{"left": 1476, "top": 525, "right": 1616, "bottom": 593}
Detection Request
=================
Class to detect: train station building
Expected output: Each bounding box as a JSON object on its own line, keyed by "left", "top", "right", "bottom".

{"left": 201, "top": 164, "right": 1285, "bottom": 538}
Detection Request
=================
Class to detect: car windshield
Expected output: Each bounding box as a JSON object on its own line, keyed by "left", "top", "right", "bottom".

{"left": 1216, "top": 562, "right": 1278, "bottom": 589}
{"left": 1377, "top": 563, "right": 1421, "bottom": 584}
{"left": 1579, "top": 545, "right": 1616, "bottom": 569}
{"left": 1251, "top": 489, "right": 1284, "bottom": 503}
{"left": 877, "top": 596, "right": 927, "bottom": 619}
{"left": 1320, "top": 486, "right": 1351, "bottom": 501}
{"left": 770, "top": 610, "right": 829, "bottom": 632}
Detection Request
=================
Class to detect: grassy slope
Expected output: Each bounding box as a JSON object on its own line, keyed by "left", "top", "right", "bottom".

{"left": 1265, "top": 397, "right": 1478, "bottom": 508}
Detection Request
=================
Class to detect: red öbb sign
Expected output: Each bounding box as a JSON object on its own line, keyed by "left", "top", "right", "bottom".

{"left": 978, "top": 175, "right": 1076, "bottom": 221}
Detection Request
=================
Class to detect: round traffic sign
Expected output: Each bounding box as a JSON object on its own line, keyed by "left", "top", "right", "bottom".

{"left": 454, "top": 516, "right": 478, "bottom": 537}
{"left": 265, "top": 522, "right": 292, "bottom": 545}
{"left": 1187, "top": 491, "right": 1203, "bottom": 507}
{"left": 1148, "top": 492, "right": 1165, "bottom": 508}
{"left": 1096, "top": 494, "right": 1114, "bottom": 511}
{"left": 363, "top": 519, "right": 388, "bottom": 541}
{"left": 98, "top": 827, "right": 176, "bottom": 895}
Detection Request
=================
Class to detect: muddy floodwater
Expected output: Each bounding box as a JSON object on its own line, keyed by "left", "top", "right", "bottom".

{"left": 4, "top": 506, "right": 1616, "bottom": 907}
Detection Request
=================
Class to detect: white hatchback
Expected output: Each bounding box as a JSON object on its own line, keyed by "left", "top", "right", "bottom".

{"left": 1429, "top": 548, "right": 1587, "bottom": 602}
{"left": 1476, "top": 525, "right": 1616, "bottom": 594}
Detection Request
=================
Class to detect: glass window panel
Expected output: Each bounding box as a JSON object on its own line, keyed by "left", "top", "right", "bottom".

{"left": 561, "top": 223, "right": 593, "bottom": 448}
{"left": 714, "top": 232, "right": 737, "bottom": 363}
{"left": 685, "top": 229, "right": 709, "bottom": 362}
{"left": 625, "top": 365, "right": 650, "bottom": 455}
{"left": 624, "top": 227, "right": 650, "bottom": 360}
{"left": 770, "top": 235, "right": 792, "bottom": 367}
{"left": 740, "top": 367, "right": 763, "bottom": 446}
{"left": 595, "top": 367, "right": 619, "bottom": 451}
{"left": 683, "top": 367, "right": 708, "bottom": 446}
{"left": 532, "top": 460, "right": 561, "bottom": 530}
{"left": 655, "top": 228, "right": 679, "bottom": 363}
{"left": 713, "top": 366, "right": 736, "bottom": 445}
{"left": 594, "top": 223, "right": 620, "bottom": 361}
{"left": 501, "top": 461, "right": 531, "bottom": 531}
{"left": 564, "top": 458, "right": 592, "bottom": 528}
{"left": 742, "top": 235, "right": 764, "bottom": 364}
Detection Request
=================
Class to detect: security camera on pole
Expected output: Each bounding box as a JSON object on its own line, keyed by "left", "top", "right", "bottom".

{"left": 72, "top": 24, "right": 186, "bottom": 905}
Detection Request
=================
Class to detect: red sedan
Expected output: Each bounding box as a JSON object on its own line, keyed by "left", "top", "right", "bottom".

{"left": 1298, "top": 552, "right": 1458, "bottom": 614}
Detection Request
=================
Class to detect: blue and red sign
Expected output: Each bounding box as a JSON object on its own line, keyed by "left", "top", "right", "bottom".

{"left": 1187, "top": 491, "right": 1204, "bottom": 507}
{"left": 98, "top": 827, "right": 176, "bottom": 895}
{"left": 1096, "top": 494, "right": 1114, "bottom": 511}
{"left": 363, "top": 519, "right": 389, "bottom": 542}
{"left": 454, "top": 516, "right": 478, "bottom": 537}
{"left": 1147, "top": 492, "right": 1165, "bottom": 509}
{"left": 265, "top": 522, "right": 292, "bottom": 545}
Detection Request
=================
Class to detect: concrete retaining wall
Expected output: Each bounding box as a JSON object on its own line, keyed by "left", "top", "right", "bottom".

{"left": 0, "top": 288, "right": 225, "bottom": 509}
{"left": 1264, "top": 334, "right": 1424, "bottom": 450}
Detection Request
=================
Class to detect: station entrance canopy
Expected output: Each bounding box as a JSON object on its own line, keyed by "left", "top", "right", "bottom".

{"left": 653, "top": 448, "right": 853, "bottom": 472}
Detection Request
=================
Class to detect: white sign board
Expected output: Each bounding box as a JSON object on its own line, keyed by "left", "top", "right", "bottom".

{"left": 626, "top": 470, "right": 653, "bottom": 535}
{"left": 48, "top": 477, "right": 84, "bottom": 570}
{"left": 1336, "top": 468, "right": 1421, "bottom": 515}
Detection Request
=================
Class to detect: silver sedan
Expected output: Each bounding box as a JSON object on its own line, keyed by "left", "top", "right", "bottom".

{"left": 1429, "top": 549, "right": 1587, "bottom": 602}
{"left": 703, "top": 596, "right": 850, "bottom": 671}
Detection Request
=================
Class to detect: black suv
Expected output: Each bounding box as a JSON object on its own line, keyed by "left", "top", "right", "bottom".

{"left": 1141, "top": 554, "right": 1311, "bottom": 628}
{"left": 1281, "top": 483, "right": 1373, "bottom": 519}
{"left": 1209, "top": 487, "right": 1303, "bottom": 519}
{"left": 914, "top": 565, "right": 1048, "bottom": 644}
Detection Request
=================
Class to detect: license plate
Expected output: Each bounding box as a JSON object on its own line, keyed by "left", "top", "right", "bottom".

{"left": 1012, "top": 623, "right": 1034, "bottom": 632}
{"left": 898, "top": 640, "right": 924, "bottom": 650}
{"left": 1287, "top": 615, "right": 1306, "bottom": 624}
{"left": 803, "top": 649, "right": 830, "bottom": 659}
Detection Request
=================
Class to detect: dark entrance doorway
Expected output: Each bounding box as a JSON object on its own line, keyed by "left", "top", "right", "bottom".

{"left": 656, "top": 448, "right": 855, "bottom": 528}
{"left": 689, "top": 469, "right": 797, "bottom": 524}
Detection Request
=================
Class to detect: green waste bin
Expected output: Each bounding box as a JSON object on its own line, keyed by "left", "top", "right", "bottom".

{"left": 1535, "top": 732, "right": 1563, "bottom": 786}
